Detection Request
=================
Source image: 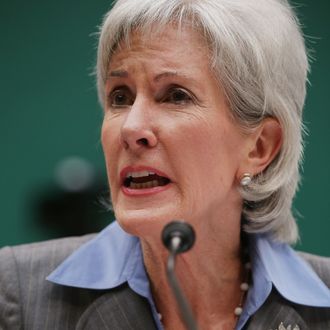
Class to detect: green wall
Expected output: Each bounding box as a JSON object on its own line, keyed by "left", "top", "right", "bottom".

{"left": 0, "top": 1, "right": 329, "bottom": 255}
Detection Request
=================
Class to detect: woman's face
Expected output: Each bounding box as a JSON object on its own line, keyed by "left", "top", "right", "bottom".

{"left": 102, "top": 26, "right": 250, "bottom": 237}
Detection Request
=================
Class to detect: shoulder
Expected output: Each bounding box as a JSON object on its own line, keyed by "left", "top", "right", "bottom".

{"left": 298, "top": 251, "right": 330, "bottom": 287}
{"left": 0, "top": 234, "right": 96, "bottom": 277}
{"left": 0, "top": 234, "right": 157, "bottom": 329}
{"left": 0, "top": 234, "right": 97, "bottom": 294}
{"left": 0, "top": 234, "right": 100, "bottom": 329}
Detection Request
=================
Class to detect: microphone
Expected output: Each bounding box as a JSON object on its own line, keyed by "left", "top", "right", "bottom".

{"left": 161, "top": 221, "right": 198, "bottom": 330}
{"left": 162, "top": 221, "right": 195, "bottom": 254}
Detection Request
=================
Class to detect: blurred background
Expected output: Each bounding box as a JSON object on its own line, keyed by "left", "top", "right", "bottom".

{"left": 0, "top": 0, "right": 329, "bottom": 255}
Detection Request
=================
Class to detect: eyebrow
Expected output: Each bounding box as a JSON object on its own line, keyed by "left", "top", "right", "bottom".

{"left": 154, "top": 71, "right": 180, "bottom": 82}
{"left": 107, "top": 70, "right": 190, "bottom": 82}
{"left": 108, "top": 70, "right": 129, "bottom": 78}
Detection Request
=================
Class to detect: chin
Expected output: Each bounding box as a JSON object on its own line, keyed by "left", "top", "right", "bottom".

{"left": 114, "top": 206, "right": 182, "bottom": 239}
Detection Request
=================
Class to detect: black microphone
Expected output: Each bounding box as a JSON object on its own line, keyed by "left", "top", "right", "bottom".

{"left": 162, "top": 221, "right": 195, "bottom": 254}
{"left": 161, "top": 221, "right": 198, "bottom": 330}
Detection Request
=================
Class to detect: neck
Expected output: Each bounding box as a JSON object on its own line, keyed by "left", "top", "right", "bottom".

{"left": 141, "top": 216, "right": 245, "bottom": 329}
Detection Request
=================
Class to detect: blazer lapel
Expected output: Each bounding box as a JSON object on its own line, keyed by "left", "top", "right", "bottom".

{"left": 246, "top": 289, "right": 308, "bottom": 330}
{"left": 76, "top": 284, "right": 157, "bottom": 330}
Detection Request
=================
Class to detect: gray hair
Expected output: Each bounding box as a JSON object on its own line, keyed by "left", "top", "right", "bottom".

{"left": 96, "top": 0, "right": 309, "bottom": 244}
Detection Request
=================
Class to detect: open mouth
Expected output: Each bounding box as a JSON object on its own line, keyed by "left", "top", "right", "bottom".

{"left": 123, "top": 171, "right": 171, "bottom": 189}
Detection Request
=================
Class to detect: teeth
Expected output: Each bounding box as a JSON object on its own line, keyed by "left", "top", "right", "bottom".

{"left": 152, "top": 180, "right": 158, "bottom": 186}
{"left": 126, "top": 171, "right": 156, "bottom": 178}
{"left": 129, "top": 180, "right": 159, "bottom": 189}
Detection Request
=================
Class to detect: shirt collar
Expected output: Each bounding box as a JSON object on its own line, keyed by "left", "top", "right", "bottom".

{"left": 47, "top": 222, "right": 148, "bottom": 293}
{"left": 48, "top": 222, "right": 330, "bottom": 326}
{"left": 252, "top": 233, "right": 330, "bottom": 307}
{"left": 236, "top": 233, "right": 330, "bottom": 329}
{"left": 47, "top": 222, "right": 163, "bottom": 329}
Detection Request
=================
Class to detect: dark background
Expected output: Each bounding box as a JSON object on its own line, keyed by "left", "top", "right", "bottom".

{"left": 0, "top": 0, "right": 329, "bottom": 255}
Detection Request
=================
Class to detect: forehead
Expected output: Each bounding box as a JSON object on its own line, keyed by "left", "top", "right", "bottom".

{"left": 108, "top": 25, "right": 211, "bottom": 70}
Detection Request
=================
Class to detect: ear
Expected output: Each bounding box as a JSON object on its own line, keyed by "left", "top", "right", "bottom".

{"left": 239, "top": 118, "right": 282, "bottom": 177}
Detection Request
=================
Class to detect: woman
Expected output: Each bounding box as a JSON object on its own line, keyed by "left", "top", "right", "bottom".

{"left": 0, "top": 0, "right": 329, "bottom": 329}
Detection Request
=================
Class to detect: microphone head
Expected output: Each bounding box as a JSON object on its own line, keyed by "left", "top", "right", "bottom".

{"left": 162, "top": 221, "right": 196, "bottom": 254}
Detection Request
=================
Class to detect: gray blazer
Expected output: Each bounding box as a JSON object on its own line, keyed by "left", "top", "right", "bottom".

{"left": 0, "top": 235, "right": 329, "bottom": 330}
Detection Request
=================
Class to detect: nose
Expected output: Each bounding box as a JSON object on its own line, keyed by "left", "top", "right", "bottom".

{"left": 120, "top": 100, "right": 158, "bottom": 152}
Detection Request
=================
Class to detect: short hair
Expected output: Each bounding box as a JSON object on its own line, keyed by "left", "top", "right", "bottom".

{"left": 96, "top": 0, "right": 309, "bottom": 244}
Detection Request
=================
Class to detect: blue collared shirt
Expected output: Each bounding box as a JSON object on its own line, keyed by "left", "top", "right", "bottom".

{"left": 47, "top": 221, "right": 330, "bottom": 330}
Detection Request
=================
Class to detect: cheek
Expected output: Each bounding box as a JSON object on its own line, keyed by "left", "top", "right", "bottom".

{"left": 174, "top": 119, "right": 243, "bottom": 189}
{"left": 101, "top": 120, "right": 112, "bottom": 163}
{"left": 101, "top": 115, "right": 122, "bottom": 153}
{"left": 101, "top": 119, "right": 121, "bottom": 182}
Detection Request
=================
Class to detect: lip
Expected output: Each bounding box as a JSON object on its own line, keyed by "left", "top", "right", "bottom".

{"left": 120, "top": 165, "right": 172, "bottom": 197}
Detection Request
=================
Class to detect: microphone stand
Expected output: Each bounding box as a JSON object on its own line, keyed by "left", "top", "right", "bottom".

{"left": 162, "top": 221, "right": 199, "bottom": 330}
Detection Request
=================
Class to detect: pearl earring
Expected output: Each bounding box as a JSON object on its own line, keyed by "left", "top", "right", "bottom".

{"left": 240, "top": 173, "right": 252, "bottom": 186}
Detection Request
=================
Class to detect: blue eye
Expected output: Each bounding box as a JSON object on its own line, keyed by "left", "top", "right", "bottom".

{"left": 108, "top": 88, "right": 134, "bottom": 108}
